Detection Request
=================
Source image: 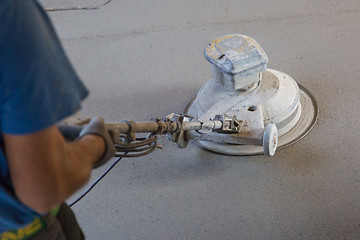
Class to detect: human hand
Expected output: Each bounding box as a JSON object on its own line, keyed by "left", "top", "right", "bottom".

{"left": 79, "top": 117, "right": 116, "bottom": 168}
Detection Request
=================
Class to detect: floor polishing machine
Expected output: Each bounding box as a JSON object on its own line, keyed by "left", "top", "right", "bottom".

{"left": 60, "top": 34, "right": 318, "bottom": 158}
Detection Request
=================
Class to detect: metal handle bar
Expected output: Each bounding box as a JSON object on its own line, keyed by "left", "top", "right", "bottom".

{"left": 58, "top": 119, "right": 223, "bottom": 141}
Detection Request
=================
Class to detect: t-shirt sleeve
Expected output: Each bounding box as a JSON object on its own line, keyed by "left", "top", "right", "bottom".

{"left": 0, "top": 0, "right": 89, "bottom": 134}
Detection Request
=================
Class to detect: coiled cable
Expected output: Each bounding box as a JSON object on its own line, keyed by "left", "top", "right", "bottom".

{"left": 69, "top": 134, "right": 159, "bottom": 207}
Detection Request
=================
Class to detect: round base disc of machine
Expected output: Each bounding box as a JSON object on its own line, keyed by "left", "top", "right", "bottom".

{"left": 184, "top": 85, "right": 318, "bottom": 156}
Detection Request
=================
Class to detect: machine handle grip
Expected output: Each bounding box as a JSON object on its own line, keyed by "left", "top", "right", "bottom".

{"left": 58, "top": 125, "right": 84, "bottom": 141}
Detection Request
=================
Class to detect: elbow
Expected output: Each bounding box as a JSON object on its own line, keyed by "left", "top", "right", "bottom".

{"left": 24, "top": 200, "right": 55, "bottom": 215}
{"left": 17, "top": 192, "right": 60, "bottom": 214}
{"left": 13, "top": 184, "right": 62, "bottom": 214}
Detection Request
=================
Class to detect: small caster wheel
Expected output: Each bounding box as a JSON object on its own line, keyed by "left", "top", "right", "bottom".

{"left": 263, "top": 124, "right": 278, "bottom": 156}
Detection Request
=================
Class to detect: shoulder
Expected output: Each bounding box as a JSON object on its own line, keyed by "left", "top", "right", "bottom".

{"left": 0, "top": 0, "right": 39, "bottom": 12}
{"left": 0, "top": 0, "right": 88, "bottom": 134}
{"left": 0, "top": 0, "right": 47, "bottom": 41}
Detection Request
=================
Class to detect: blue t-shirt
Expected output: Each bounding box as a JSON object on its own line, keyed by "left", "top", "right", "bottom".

{"left": 0, "top": 0, "right": 89, "bottom": 232}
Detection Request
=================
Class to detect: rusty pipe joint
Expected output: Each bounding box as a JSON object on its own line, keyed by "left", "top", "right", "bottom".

{"left": 205, "top": 34, "right": 268, "bottom": 91}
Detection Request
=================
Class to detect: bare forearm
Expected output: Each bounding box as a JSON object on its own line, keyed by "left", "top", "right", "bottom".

{"left": 4, "top": 126, "right": 105, "bottom": 213}
{"left": 60, "top": 135, "right": 105, "bottom": 197}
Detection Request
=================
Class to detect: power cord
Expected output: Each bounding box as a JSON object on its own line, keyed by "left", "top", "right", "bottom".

{"left": 69, "top": 155, "right": 124, "bottom": 207}
{"left": 115, "top": 134, "right": 159, "bottom": 158}
{"left": 69, "top": 135, "right": 160, "bottom": 207}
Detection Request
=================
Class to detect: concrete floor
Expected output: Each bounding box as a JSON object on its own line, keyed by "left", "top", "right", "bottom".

{"left": 41, "top": 0, "right": 360, "bottom": 239}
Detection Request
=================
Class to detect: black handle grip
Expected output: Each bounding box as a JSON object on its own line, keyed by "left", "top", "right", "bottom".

{"left": 58, "top": 125, "right": 84, "bottom": 141}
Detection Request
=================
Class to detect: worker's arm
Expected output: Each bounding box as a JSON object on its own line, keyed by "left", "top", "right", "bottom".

{"left": 3, "top": 124, "right": 106, "bottom": 214}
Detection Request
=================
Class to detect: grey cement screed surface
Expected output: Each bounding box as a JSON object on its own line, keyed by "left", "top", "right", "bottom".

{"left": 39, "top": 0, "right": 360, "bottom": 239}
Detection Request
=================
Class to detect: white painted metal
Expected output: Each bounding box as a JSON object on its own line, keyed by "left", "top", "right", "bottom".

{"left": 263, "top": 124, "right": 278, "bottom": 156}
{"left": 186, "top": 34, "right": 306, "bottom": 156}
{"left": 186, "top": 86, "right": 317, "bottom": 155}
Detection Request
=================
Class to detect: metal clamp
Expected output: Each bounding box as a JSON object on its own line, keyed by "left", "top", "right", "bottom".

{"left": 213, "top": 115, "right": 243, "bottom": 134}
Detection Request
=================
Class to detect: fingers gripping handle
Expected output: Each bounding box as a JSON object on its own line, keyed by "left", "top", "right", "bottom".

{"left": 58, "top": 125, "right": 84, "bottom": 141}
{"left": 58, "top": 117, "right": 116, "bottom": 168}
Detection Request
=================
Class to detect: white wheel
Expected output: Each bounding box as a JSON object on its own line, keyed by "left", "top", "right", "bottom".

{"left": 263, "top": 124, "right": 278, "bottom": 156}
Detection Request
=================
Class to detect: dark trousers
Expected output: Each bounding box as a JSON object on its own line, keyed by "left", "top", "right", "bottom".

{"left": 30, "top": 203, "right": 85, "bottom": 240}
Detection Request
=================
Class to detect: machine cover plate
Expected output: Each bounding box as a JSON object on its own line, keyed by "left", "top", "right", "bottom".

{"left": 185, "top": 85, "right": 318, "bottom": 156}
